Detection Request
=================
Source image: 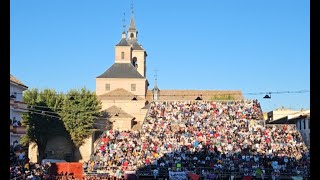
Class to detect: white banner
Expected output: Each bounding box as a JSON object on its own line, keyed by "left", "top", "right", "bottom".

{"left": 125, "top": 170, "right": 136, "bottom": 174}
{"left": 169, "top": 171, "right": 187, "bottom": 180}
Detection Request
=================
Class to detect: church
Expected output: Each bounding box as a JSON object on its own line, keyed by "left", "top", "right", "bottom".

{"left": 95, "top": 14, "right": 150, "bottom": 131}
{"left": 95, "top": 12, "right": 243, "bottom": 131}
{"left": 29, "top": 8, "right": 243, "bottom": 163}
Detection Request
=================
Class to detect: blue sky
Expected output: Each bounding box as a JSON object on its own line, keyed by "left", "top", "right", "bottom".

{"left": 10, "top": 0, "right": 310, "bottom": 112}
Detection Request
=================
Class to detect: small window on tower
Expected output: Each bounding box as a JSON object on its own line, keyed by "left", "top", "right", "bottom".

{"left": 121, "top": 52, "right": 125, "bottom": 59}
{"left": 131, "top": 84, "right": 136, "bottom": 91}
{"left": 105, "top": 84, "right": 110, "bottom": 91}
{"left": 130, "top": 33, "right": 134, "bottom": 38}
{"left": 132, "top": 57, "right": 137, "bottom": 67}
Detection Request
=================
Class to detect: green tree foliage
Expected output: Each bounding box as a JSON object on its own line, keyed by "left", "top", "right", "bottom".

{"left": 59, "top": 88, "right": 101, "bottom": 147}
{"left": 21, "top": 89, "right": 66, "bottom": 162}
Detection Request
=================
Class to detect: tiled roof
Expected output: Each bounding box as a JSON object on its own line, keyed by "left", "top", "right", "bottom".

{"left": 116, "top": 38, "right": 130, "bottom": 46}
{"left": 97, "top": 63, "right": 144, "bottom": 79}
{"left": 129, "top": 39, "right": 144, "bottom": 50}
{"left": 98, "top": 88, "right": 144, "bottom": 101}
{"left": 10, "top": 74, "right": 28, "bottom": 88}
{"left": 103, "top": 105, "right": 133, "bottom": 118}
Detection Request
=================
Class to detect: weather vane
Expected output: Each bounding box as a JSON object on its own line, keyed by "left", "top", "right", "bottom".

{"left": 122, "top": 12, "right": 126, "bottom": 32}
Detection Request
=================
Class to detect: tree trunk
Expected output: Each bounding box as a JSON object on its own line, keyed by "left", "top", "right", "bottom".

{"left": 37, "top": 142, "right": 47, "bottom": 164}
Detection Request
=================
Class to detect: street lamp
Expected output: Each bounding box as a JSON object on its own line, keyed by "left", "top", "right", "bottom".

{"left": 195, "top": 95, "right": 202, "bottom": 101}
{"left": 132, "top": 96, "right": 138, "bottom": 101}
{"left": 263, "top": 93, "right": 271, "bottom": 99}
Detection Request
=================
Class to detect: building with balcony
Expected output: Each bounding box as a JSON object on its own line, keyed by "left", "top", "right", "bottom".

{"left": 10, "top": 74, "right": 28, "bottom": 145}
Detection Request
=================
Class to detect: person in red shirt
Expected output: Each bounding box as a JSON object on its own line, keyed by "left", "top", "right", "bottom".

{"left": 145, "top": 158, "right": 150, "bottom": 165}
{"left": 122, "top": 160, "right": 129, "bottom": 170}
{"left": 265, "top": 138, "right": 270, "bottom": 144}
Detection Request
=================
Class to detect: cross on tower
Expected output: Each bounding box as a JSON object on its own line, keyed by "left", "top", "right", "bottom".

{"left": 131, "top": 0, "right": 134, "bottom": 15}
{"left": 154, "top": 68, "right": 158, "bottom": 86}
{"left": 122, "top": 12, "right": 126, "bottom": 32}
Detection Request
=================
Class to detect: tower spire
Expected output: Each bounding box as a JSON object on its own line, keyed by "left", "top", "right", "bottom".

{"left": 129, "top": 0, "right": 136, "bottom": 31}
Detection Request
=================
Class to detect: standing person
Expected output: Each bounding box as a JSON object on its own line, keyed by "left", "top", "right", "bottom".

{"left": 153, "top": 168, "right": 159, "bottom": 179}
{"left": 116, "top": 169, "right": 122, "bottom": 179}
{"left": 255, "top": 167, "right": 263, "bottom": 179}
{"left": 18, "top": 151, "right": 25, "bottom": 165}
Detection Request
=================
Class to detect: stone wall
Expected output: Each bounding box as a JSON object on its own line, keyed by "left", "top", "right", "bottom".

{"left": 45, "top": 136, "right": 73, "bottom": 160}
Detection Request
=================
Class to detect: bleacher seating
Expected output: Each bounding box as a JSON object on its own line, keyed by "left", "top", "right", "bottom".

{"left": 86, "top": 100, "right": 309, "bottom": 179}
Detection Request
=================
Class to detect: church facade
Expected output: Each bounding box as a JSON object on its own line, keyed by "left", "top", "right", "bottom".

{"left": 96, "top": 15, "right": 150, "bottom": 131}
{"left": 95, "top": 13, "right": 244, "bottom": 131}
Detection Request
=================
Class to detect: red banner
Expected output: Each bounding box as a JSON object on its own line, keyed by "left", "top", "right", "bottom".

{"left": 51, "top": 162, "right": 83, "bottom": 179}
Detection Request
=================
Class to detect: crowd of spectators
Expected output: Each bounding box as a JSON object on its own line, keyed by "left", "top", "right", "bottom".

{"left": 87, "top": 100, "right": 310, "bottom": 179}
{"left": 10, "top": 145, "right": 52, "bottom": 179}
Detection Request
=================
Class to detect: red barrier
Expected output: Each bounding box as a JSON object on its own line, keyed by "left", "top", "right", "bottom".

{"left": 51, "top": 162, "right": 83, "bottom": 179}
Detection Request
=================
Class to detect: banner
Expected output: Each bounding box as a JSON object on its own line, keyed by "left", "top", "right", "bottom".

{"left": 51, "top": 162, "right": 83, "bottom": 179}
{"left": 169, "top": 171, "right": 187, "bottom": 180}
{"left": 125, "top": 170, "right": 136, "bottom": 174}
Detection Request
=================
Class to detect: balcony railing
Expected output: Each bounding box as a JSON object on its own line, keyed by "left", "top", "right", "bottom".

{"left": 11, "top": 101, "right": 28, "bottom": 112}
{"left": 10, "top": 125, "right": 27, "bottom": 134}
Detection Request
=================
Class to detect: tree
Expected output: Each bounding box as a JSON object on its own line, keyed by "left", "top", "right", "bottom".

{"left": 59, "top": 88, "right": 101, "bottom": 148}
{"left": 21, "top": 89, "right": 67, "bottom": 163}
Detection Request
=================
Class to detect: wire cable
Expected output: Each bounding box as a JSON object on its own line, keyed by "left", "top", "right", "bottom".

{"left": 17, "top": 89, "right": 309, "bottom": 98}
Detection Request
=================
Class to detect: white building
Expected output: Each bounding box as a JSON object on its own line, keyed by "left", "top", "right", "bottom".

{"left": 267, "top": 108, "right": 310, "bottom": 149}
{"left": 10, "top": 74, "right": 28, "bottom": 145}
{"left": 288, "top": 111, "right": 310, "bottom": 148}
{"left": 266, "top": 107, "right": 298, "bottom": 122}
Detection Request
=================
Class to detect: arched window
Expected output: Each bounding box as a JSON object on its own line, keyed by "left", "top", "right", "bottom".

{"left": 132, "top": 57, "right": 138, "bottom": 67}
{"left": 130, "top": 33, "right": 134, "bottom": 38}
